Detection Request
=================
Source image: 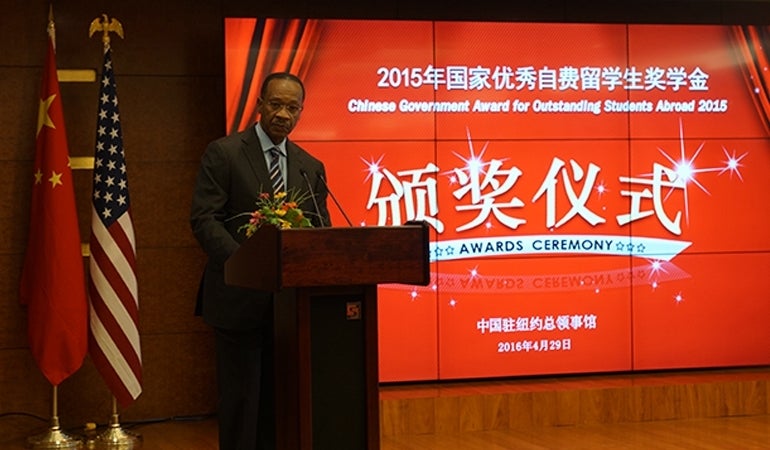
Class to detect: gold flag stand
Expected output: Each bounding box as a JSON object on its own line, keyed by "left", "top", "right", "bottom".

{"left": 88, "top": 397, "right": 142, "bottom": 449}
{"left": 85, "top": 15, "right": 139, "bottom": 450}
{"left": 27, "top": 385, "right": 84, "bottom": 449}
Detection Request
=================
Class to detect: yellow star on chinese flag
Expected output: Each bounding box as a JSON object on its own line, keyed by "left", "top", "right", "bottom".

{"left": 49, "top": 171, "right": 63, "bottom": 188}
{"left": 37, "top": 94, "right": 56, "bottom": 137}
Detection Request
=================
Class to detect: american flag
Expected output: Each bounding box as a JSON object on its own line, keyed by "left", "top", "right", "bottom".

{"left": 88, "top": 45, "right": 142, "bottom": 407}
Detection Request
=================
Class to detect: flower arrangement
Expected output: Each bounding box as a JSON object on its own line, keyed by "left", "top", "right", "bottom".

{"left": 238, "top": 190, "right": 313, "bottom": 237}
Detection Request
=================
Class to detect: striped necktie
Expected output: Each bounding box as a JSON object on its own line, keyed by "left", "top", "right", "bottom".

{"left": 268, "top": 147, "right": 284, "bottom": 195}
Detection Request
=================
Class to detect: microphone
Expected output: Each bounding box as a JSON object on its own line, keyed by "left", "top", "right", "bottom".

{"left": 300, "top": 169, "right": 326, "bottom": 227}
{"left": 317, "top": 171, "right": 353, "bottom": 227}
{"left": 224, "top": 211, "right": 252, "bottom": 222}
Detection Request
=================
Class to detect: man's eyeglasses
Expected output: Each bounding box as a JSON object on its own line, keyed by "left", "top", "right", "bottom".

{"left": 261, "top": 98, "right": 303, "bottom": 115}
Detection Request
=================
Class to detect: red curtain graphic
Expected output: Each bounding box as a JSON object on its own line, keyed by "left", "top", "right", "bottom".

{"left": 225, "top": 18, "right": 321, "bottom": 133}
{"left": 732, "top": 25, "right": 770, "bottom": 135}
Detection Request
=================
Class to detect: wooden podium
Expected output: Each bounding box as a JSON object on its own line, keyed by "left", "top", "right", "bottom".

{"left": 224, "top": 223, "right": 430, "bottom": 450}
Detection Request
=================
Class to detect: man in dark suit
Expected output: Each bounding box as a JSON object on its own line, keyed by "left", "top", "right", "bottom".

{"left": 190, "top": 72, "right": 331, "bottom": 450}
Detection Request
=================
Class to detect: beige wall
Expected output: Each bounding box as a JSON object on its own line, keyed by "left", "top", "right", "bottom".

{"left": 1, "top": 0, "right": 768, "bottom": 429}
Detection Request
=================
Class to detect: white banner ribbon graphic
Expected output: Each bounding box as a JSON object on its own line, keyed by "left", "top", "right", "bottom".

{"left": 430, "top": 234, "right": 692, "bottom": 262}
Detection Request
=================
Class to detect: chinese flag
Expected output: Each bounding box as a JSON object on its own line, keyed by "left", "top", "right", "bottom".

{"left": 19, "top": 16, "right": 88, "bottom": 386}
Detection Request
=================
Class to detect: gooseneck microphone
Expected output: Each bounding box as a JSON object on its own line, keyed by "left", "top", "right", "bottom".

{"left": 300, "top": 169, "right": 326, "bottom": 227}
{"left": 317, "top": 172, "right": 353, "bottom": 227}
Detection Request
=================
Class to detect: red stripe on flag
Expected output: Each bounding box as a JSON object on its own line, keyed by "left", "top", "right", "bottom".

{"left": 91, "top": 223, "right": 139, "bottom": 322}
{"left": 87, "top": 334, "right": 134, "bottom": 405}
{"left": 88, "top": 238, "right": 142, "bottom": 375}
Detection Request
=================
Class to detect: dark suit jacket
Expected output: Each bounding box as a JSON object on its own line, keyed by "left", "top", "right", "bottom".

{"left": 190, "top": 126, "right": 331, "bottom": 330}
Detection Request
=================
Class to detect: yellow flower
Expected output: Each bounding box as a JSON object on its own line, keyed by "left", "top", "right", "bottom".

{"left": 237, "top": 188, "right": 314, "bottom": 236}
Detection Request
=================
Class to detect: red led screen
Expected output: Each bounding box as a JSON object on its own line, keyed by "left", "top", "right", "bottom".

{"left": 226, "top": 19, "right": 770, "bottom": 382}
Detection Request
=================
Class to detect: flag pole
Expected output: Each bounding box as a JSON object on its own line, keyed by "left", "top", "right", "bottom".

{"left": 86, "top": 14, "right": 141, "bottom": 450}
{"left": 27, "top": 385, "right": 84, "bottom": 449}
